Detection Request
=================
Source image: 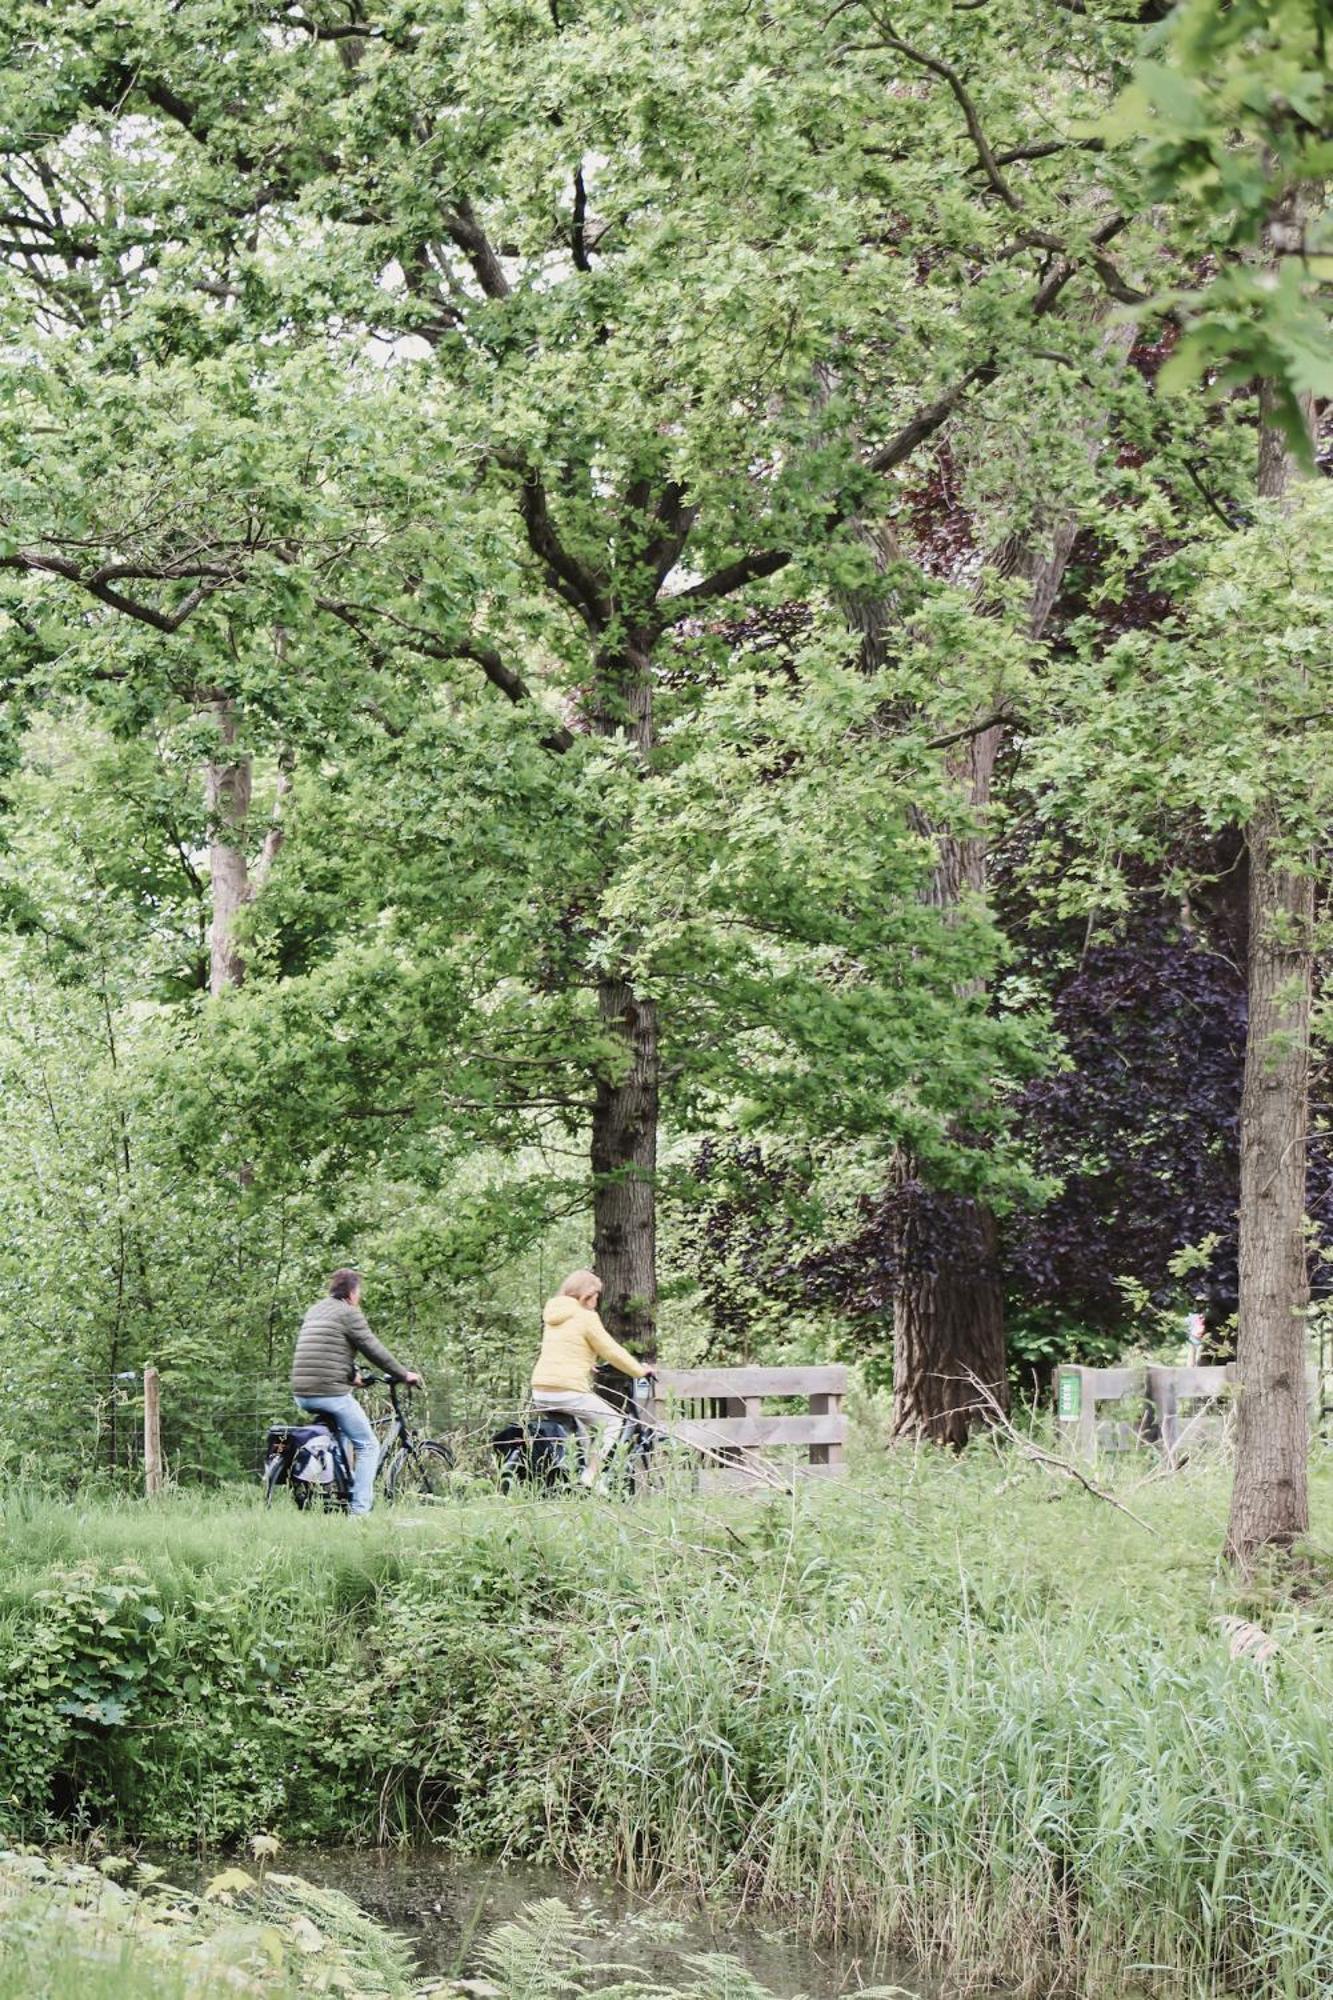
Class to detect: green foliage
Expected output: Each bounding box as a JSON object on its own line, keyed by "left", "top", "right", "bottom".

{"left": 1, "top": 1465, "right": 1332, "bottom": 1996}
{"left": 1107, "top": 0, "right": 1333, "bottom": 457}
{"left": 0, "top": 1849, "right": 414, "bottom": 1999}
{"left": 473, "top": 1898, "right": 880, "bottom": 1998}
{"left": 0, "top": 0, "right": 1325, "bottom": 1578}
{"left": 1029, "top": 484, "right": 1333, "bottom": 907}
{"left": 0, "top": 1856, "right": 878, "bottom": 1998}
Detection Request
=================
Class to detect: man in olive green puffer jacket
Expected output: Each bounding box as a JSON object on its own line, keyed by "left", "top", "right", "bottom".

{"left": 291, "top": 1268, "right": 421, "bottom": 1514}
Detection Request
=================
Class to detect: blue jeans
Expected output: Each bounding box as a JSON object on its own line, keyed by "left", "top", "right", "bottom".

{"left": 296, "top": 1393, "right": 379, "bottom": 1514}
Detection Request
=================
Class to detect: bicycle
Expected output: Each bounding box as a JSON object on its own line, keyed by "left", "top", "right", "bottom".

{"left": 263, "top": 1375, "right": 454, "bottom": 1509}
{"left": 492, "top": 1373, "right": 658, "bottom": 1496}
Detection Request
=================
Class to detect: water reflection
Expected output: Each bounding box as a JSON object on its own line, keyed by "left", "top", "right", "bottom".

{"left": 229, "top": 1847, "right": 929, "bottom": 1998}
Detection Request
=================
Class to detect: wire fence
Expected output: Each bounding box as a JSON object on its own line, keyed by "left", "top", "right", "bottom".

{"left": 12, "top": 1358, "right": 534, "bottom": 1491}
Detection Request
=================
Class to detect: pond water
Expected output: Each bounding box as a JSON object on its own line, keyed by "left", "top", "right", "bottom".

{"left": 196, "top": 1847, "right": 948, "bottom": 1997}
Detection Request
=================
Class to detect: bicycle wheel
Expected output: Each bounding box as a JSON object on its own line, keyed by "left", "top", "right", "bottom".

{"left": 385, "top": 1438, "right": 455, "bottom": 1501}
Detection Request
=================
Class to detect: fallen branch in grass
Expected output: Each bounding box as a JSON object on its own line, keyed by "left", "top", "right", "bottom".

{"left": 963, "top": 1370, "right": 1154, "bottom": 1531}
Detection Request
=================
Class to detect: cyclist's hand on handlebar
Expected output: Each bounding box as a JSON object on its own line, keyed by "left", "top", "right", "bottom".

{"left": 403, "top": 1369, "right": 423, "bottom": 1387}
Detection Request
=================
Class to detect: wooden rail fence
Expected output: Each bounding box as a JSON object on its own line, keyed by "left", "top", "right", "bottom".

{"left": 1054, "top": 1361, "right": 1318, "bottom": 1462}
{"left": 649, "top": 1364, "right": 848, "bottom": 1485}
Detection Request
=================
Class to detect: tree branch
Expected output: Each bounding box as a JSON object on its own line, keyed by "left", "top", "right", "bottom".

{"left": 442, "top": 196, "right": 512, "bottom": 301}
{"left": 0, "top": 549, "right": 225, "bottom": 632}
{"left": 494, "top": 454, "right": 609, "bottom": 627}
{"left": 859, "top": 11, "right": 1022, "bottom": 209}
{"left": 924, "top": 706, "right": 1014, "bottom": 751}
{"left": 980, "top": 137, "right": 1104, "bottom": 169}
{"left": 1047, "top": 0, "right": 1173, "bottom": 18}
{"left": 866, "top": 361, "right": 999, "bottom": 473}
{"left": 657, "top": 545, "right": 793, "bottom": 624}
{"left": 965, "top": 1370, "right": 1154, "bottom": 1530}
{"left": 315, "top": 597, "right": 575, "bottom": 752}
{"left": 571, "top": 166, "right": 592, "bottom": 272}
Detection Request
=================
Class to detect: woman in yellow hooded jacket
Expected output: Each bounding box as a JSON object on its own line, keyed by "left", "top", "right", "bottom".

{"left": 531, "top": 1269, "right": 648, "bottom": 1487}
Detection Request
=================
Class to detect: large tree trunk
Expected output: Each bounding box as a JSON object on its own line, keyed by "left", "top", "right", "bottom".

{"left": 891, "top": 714, "right": 1010, "bottom": 1442}
{"left": 891, "top": 523, "right": 1085, "bottom": 1443}
{"left": 887, "top": 315, "right": 1135, "bottom": 1445}
{"left": 203, "top": 697, "right": 253, "bottom": 997}
{"left": 1225, "top": 368, "right": 1315, "bottom": 1563}
{"left": 591, "top": 975, "right": 659, "bottom": 1356}
{"left": 1226, "top": 805, "right": 1313, "bottom": 1558}
{"left": 812, "top": 366, "right": 1014, "bottom": 1440}
{"left": 589, "top": 639, "right": 660, "bottom": 1361}
{"left": 890, "top": 1162, "right": 1007, "bottom": 1445}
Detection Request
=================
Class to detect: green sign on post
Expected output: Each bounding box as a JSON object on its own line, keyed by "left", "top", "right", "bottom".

{"left": 1057, "top": 1370, "right": 1082, "bottom": 1420}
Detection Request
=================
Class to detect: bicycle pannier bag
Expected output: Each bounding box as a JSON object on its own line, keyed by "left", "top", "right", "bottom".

{"left": 292, "top": 1431, "right": 338, "bottom": 1485}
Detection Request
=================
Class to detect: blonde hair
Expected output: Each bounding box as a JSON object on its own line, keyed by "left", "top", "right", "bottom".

{"left": 559, "top": 1268, "right": 602, "bottom": 1304}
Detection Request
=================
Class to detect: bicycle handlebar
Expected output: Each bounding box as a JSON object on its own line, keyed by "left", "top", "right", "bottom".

{"left": 352, "top": 1371, "right": 418, "bottom": 1403}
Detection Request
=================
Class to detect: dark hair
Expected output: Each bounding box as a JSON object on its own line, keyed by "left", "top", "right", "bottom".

{"left": 328, "top": 1268, "right": 361, "bottom": 1302}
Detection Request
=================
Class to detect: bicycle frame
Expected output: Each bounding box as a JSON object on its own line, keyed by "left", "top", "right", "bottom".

{"left": 496, "top": 1379, "right": 658, "bottom": 1495}
{"left": 307, "top": 1378, "right": 417, "bottom": 1505}
{"left": 266, "top": 1374, "right": 453, "bottom": 1509}
{"left": 365, "top": 1380, "right": 411, "bottom": 1461}
{"left": 358, "top": 1375, "right": 422, "bottom": 1483}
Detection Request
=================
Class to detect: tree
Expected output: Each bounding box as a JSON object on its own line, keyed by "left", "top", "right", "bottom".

{"left": 1102, "top": 0, "right": 1333, "bottom": 1557}
{"left": 809, "top": 0, "right": 1183, "bottom": 1440}
{"left": 0, "top": 0, "right": 1165, "bottom": 1365}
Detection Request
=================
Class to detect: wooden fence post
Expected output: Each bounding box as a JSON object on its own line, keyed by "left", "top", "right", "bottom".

{"left": 143, "top": 1366, "right": 163, "bottom": 1497}
{"left": 808, "top": 1391, "right": 844, "bottom": 1468}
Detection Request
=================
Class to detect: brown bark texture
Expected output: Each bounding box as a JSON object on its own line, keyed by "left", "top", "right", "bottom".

{"left": 1226, "top": 806, "right": 1313, "bottom": 1559}
{"left": 890, "top": 1159, "right": 1007, "bottom": 1447}
{"left": 203, "top": 698, "right": 253, "bottom": 997}
{"left": 591, "top": 976, "right": 660, "bottom": 1360}
{"left": 1225, "top": 366, "right": 1316, "bottom": 1563}
{"left": 589, "top": 641, "right": 660, "bottom": 1363}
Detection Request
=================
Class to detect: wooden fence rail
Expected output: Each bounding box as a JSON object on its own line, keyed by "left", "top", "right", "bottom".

{"left": 650, "top": 1364, "right": 848, "bottom": 1484}
{"left": 1054, "top": 1361, "right": 1318, "bottom": 1462}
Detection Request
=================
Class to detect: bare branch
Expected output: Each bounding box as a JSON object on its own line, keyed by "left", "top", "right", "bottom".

{"left": 965, "top": 1370, "right": 1154, "bottom": 1530}
{"left": 924, "top": 706, "right": 1014, "bottom": 751}
{"left": 982, "top": 137, "right": 1103, "bottom": 169}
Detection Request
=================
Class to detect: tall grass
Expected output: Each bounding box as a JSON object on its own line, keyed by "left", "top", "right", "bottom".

{"left": 1, "top": 1450, "right": 1331, "bottom": 1997}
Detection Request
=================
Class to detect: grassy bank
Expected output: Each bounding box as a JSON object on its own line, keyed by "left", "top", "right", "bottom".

{"left": 1, "top": 1451, "right": 1331, "bottom": 1998}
